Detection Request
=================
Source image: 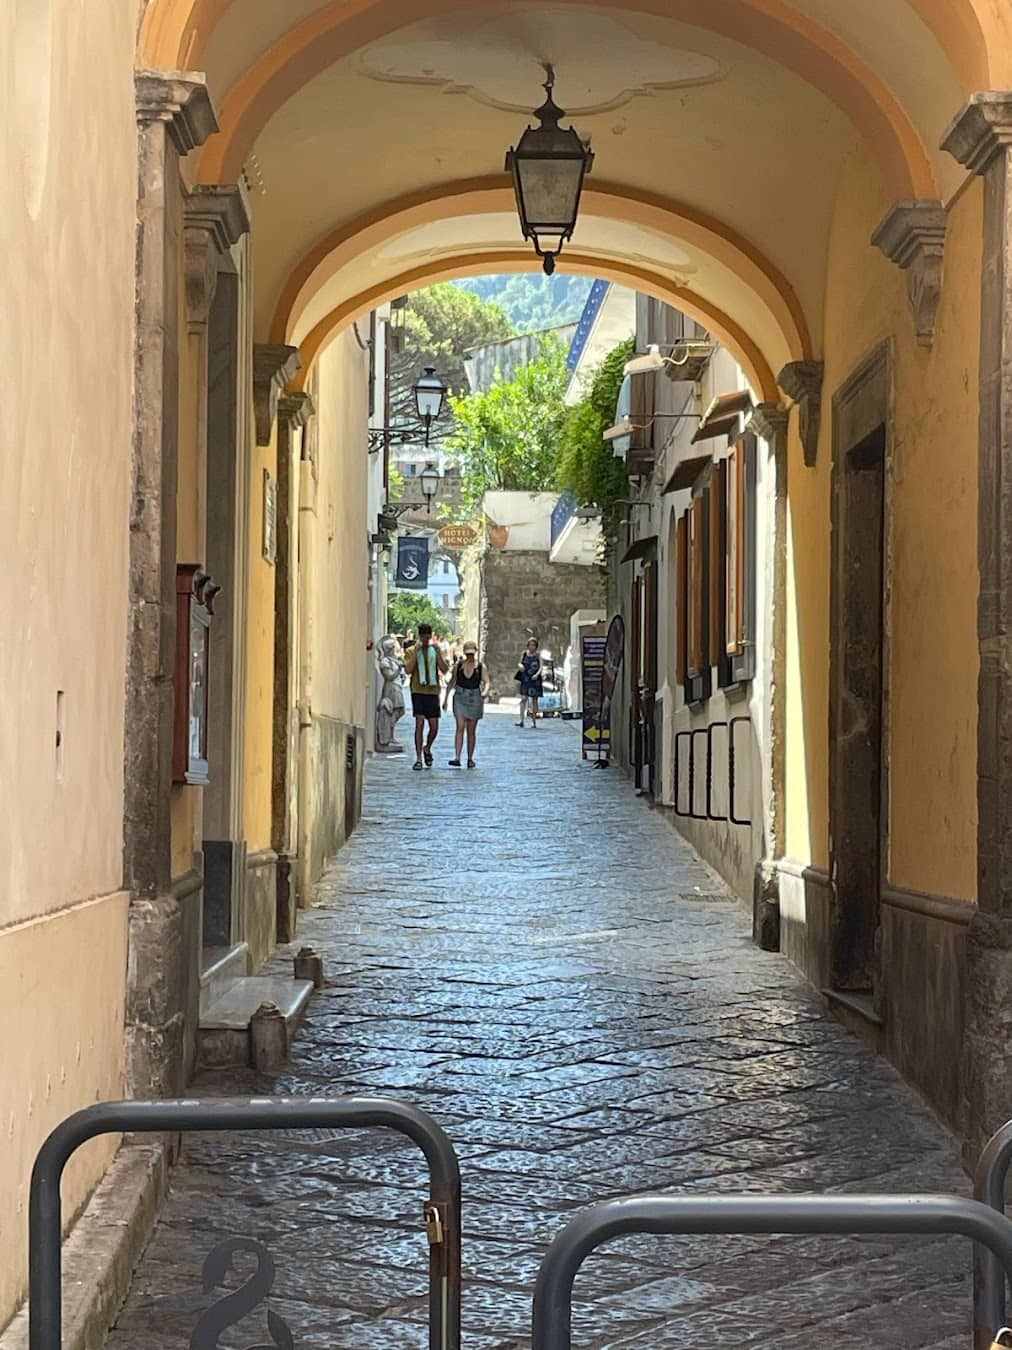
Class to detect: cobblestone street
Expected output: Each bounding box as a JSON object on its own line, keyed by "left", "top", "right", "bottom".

{"left": 110, "top": 711, "right": 971, "bottom": 1349}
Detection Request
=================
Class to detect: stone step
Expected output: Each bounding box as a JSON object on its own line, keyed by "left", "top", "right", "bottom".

{"left": 198, "top": 942, "right": 249, "bottom": 1017}
{"left": 198, "top": 975, "right": 313, "bottom": 1070}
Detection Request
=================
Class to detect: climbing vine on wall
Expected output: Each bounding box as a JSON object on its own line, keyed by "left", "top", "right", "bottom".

{"left": 555, "top": 337, "right": 635, "bottom": 558}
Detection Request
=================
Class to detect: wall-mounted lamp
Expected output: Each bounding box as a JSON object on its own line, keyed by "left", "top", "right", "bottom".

{"left": 603, "top": 411, "right": 701, "bottom": 442}
{"left": 624, "top": 341, "right": 715, "bottom": 376}
{"left": 413, "top": 367, "right": 448, "bottom": 446}
{"left": 419, "top": 462, "right": 442, "bottom": 513}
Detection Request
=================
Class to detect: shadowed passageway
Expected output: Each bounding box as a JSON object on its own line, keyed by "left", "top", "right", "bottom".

{"left": 109, "top": 711, "right": 969, "bottom": 1348}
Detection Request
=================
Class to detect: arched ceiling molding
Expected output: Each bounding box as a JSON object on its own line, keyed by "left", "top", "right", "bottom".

{"left": 271, "top": 177, "right": 813, "bottom": 365}
{"left": 139, "top": 0, "right": 999, "bottom": 94}
{"left": 288, "top": 249, "right": 780, "bottom": 401}
{"left": 189, "top": 0, "right": 937, "bottom": 199}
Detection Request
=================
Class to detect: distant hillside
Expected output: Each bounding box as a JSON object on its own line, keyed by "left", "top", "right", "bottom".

{"left": 452, "top": 274, "right": 596, "bottom": 334}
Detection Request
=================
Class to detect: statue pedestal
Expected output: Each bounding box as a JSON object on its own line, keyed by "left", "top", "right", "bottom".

{"left": 375, "top": 741, "right": 405, "bottom": 755}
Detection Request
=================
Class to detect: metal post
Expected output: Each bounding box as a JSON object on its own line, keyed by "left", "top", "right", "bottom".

{"left": 29, "top": 1096, "right": 461, "bottom": 1350}
{"left": 975, "top": 1120, "right": 1012, "bottom": 1347}
{"left": 531, "top": 1192, "right": 1012, "bottom": 1350}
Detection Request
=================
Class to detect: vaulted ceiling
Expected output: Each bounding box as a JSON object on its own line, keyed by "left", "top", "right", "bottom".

{"left": 139, "top": 0, "right": 1008, "bottom": 391}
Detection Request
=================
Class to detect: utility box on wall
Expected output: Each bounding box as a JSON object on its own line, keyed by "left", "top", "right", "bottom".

{"left": 173, "top": 563, "right": 219, "bottom": 785}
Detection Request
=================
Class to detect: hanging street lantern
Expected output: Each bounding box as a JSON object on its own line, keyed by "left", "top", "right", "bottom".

{"left": 505, "top": 65, "right": 594, "bottom": 275}
{"left": 419, "top": 461, "right": 442, "bottom": 513}
{"left": 413, "top": 366, "right": 448, "bottom": 446}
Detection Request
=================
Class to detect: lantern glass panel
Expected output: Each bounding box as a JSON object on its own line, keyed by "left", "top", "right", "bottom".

{"left": 514, "top": 153, "right": 585, "bottom": 234}
{"left": 414, "top": 369, "right": 446, "bottom": 421}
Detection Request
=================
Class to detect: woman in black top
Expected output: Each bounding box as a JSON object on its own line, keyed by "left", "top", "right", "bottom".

{"left": 443, "top": 640, "right": 490, "bottom": 767}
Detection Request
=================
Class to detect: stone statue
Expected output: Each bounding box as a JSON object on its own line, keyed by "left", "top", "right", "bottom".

{"left": 375, "top": 635, "right": 406, "bottom": 753}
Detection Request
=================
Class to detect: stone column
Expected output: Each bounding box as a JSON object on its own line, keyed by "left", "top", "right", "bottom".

{"left": 273, "top": 392, "right": 315, "bottom": 941}
{"left": 943, "top": 94, "right": 1012, "bottom": 1154}
{"left": 128, "top": 72, "right": 217, "bottom": 1098}
{"left": 183, "top": 186, "right": 249, "bottom": 551}
{"left": 749, "top": 402, "right": 790, "bottom": 951}
{"left": 200, "top": 193, "right": 252, "bottom": 952}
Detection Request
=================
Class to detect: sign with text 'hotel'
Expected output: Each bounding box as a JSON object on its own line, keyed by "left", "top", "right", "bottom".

{"left": 438, "top": 524, "right": 477, "bottom": 550}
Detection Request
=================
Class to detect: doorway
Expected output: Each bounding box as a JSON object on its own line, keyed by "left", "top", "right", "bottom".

{"left": 829, "top": 343, "right": 891, "bottom": 993}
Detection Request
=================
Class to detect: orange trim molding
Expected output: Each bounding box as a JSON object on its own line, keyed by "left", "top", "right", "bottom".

{"left": 288, "top": 249, "right": 780, "bottom": 401}
{"left": 141, "top": 0, "right": 998, "bottom": 94}
{"left": 269, "top": 177, "right": 813, "bottom": 368}
{"left": 184, "top": 0, "right": 937, "bottom": 200}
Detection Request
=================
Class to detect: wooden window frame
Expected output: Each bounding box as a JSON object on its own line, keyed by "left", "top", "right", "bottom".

{"left": 676, "top": 516, "right": 687, "bottom": 684}
{"left": 723, "top": 434, "right": 757, "bottom": 685}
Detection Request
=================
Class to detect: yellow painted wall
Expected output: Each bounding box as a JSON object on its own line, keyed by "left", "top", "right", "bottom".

{"left": 243, "top": 425, "right": 278, "bottom": 852}
{"left": 0, "top": 895, "right": 128, "bottom": 1322}
{"left": 311, "top": 330, "right": 371, "bottom": 729}
{"left": 785, "top": 141, "right": 979, "bottom": 901}
{"left": 0, "top": 0, "right": 135, "bottom": 1326}
{"left": 889, "top": 182, "right": 980, "bottom": 900}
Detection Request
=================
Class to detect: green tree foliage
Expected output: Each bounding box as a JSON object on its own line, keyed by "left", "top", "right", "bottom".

{"left": 388, "top": 284, "right": 515, "bottom": 439}
{"left": 452, "top": 275, "right": 595, "bottom": 332}
{"left": 445, "top": 337, "right": 569, "bottom": 509}
{"left": 387, "top": 591, "right": 456, "bottom": 639}
{"left": 555, "top": 337, "right": 635, "bottom": 554}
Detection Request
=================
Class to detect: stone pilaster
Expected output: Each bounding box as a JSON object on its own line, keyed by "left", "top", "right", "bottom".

{"left": 184, "top": 184, "right": 249, "bottom": 334}
{"left": 871, "top": 200, "right": 947, "bottom": 348}
{"left": 273, "top": 393, "right": 315, "bottom": 941}
{"left": 253, "top": 344, "right": 301, "bottom": 445}
{"left": 748, "top": 402, "right": 790, "bottom": 952}
{"left": 127, "top": 71, "right": 217, "bottom": 1099}
{"left": 942, "top": 92, "right": 1012, "bottom": 1157}
{"left": 777, "top": 361, "right": 823, "bottom": 468}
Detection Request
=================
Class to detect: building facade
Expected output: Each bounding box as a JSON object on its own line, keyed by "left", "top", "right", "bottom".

{"left": 9, "top": 0, "right": 1012, "bottom": 1336}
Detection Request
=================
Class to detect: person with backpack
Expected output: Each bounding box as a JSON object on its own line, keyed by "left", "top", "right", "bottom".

{"left": 404, "top": 623, "right": 448, "bottom": 770}
{"left": 443, "top": 640, "right": 490, "bottom": 768}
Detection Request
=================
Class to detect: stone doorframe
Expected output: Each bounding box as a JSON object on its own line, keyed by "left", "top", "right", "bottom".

{"left": 828, "top": 341, "right": 894, "bottom": 994}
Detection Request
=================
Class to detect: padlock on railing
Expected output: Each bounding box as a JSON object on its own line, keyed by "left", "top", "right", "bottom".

{"left": 991, "top": 1329, "right": 1012, "bottom": 1349}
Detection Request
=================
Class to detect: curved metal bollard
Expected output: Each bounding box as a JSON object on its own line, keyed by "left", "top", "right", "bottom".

{"left": 531, "top": 1191, "right": 1012, "bottom": 1350}
{"left": 29, "top": 1096, "right": 461, "bottom": 1350}
{"left": 975, "top": 1120, "right": 1012, "bottom": 1348}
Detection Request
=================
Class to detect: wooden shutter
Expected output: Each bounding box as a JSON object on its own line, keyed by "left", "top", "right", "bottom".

{"left": 676, "top": 516, "right": 687, "bottom": 683}
{"left": 642, "top": 560, "right": 658, "bottom": 690}
{"left": 687, "top": 497, "right": 705, "bottom": 677}
{"left": 709, "top": 464, "right": 725, "bottom": 663}
{"left": 630, "top": 575, "right": 642, "bottom": 714}
{"left": 725, "top": 439, "right": 746, "bottom": 654}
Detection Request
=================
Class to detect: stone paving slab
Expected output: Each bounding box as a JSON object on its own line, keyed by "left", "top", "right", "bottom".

{"left": 108, "top": 711, "right": 971, "bottom": 1348}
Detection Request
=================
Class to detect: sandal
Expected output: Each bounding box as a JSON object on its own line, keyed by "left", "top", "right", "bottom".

{"left": 515, "top": 720, "right": 525, "bottom": 727}
{"left": 448, "top": 758, "right": 462, "bottom": 767}
{"left": 412, "top": 760, "right": 423, "bottom": 771}
{"left": 467, "top": 760, "right": 476, "bottom": 769}
{"left": 423, "top": 749, "right": 434, "bottom": 767}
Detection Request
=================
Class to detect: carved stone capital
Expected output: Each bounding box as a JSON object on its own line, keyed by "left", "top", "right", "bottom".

{"left": 942, "top": 93, "right": 1012, "bottom": 176}
{"left": 777, "top": 361, "right": 824, "bottom": 467}
{"left": 183, "top": 186, "right": 250, "bottom": 332}
{"left": 135, "top": 70, "right": 218, "bottom": 153}
{"left": 747, "top": 401, "right": 789, "bottom": 446}
{"left": 254, "top": 345, "right": 301, "bottom": 445}
{"left": 871, "top": 200, "right": 947, "bottom": 348}
{"left": 278, "top": 392, "right": 316, "bottom": 430}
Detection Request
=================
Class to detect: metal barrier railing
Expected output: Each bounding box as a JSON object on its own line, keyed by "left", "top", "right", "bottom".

{"left": 975, "top": 1120, "right": 1012, "bottom": 1347}
{"left": 531, "top": 1192, "right": 1012, "bottom": 1350}
{"left": 29, "top": 1096, "right": 461, "bottom": 1350}
{"left": 673, "top": 719, "right": 749, "bottom": 825}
